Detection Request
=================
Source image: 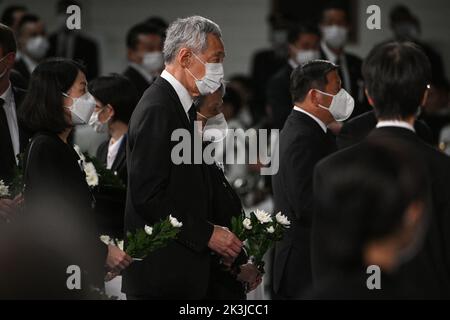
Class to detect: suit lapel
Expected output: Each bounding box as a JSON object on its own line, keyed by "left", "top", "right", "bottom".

{"left": 13, "top": 87, "right": 30, "bottom": 152}
{"left": 111, "top": 135, "right": 127, "bottom": 172}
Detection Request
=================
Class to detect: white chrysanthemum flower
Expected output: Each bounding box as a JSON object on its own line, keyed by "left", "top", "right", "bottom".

{"left": 84, "top": 162, "right": 99, "bottom": 187}
{"left": 243, "top": 218, "right": 252, "bottom": 230}
{"left": 266, "top": 226, "right": 275, "bottom": 234}
{"left": 144, "top": 225, "right": 153, "bottom": 236}
{"left": 169, "top": 214, "right": 183, "bottom": 228}
{"left": 73, "top": 144, "right": 86, "bottom": 161}
{"left": 0, "top": 180, "right": 10, "bottom": 198}
{"left": 116, "top": 240, "right": 124, "bottom": 251}
{"left": 254, "top": 209, "right": 272, "bottom": 224}
{"left": 275, "top": 212, "right": 291, "bottom": 227}
{"left": 100, "top": 235, "right": 111, "bottom": 245}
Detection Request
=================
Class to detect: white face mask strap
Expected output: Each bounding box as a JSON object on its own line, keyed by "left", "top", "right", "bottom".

{"left": 185, "top": 67, "right": 200, "bottom": 81}
{"left": 196, "top": 111, "right": 208, "bottom": 120}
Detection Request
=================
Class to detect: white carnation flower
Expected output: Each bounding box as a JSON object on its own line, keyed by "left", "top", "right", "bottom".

{"left": 144, "top": 225, "right": 153, "bottom": 236}
{"left": 84, "top": 162, "right": 99, "bottom": 187}
{"left": 0, "top": 180, "right": 10, "bottom": 198}
{"left": 266, "top": 226, "right": 275, "bottom": 234}
{"left": 275, "top": 212, "right": 291, "bottom": 227}
{"left": 169, "top": 215, "right": 183, "bottom": 228}
{"left": 254, "top": 209, "right": 272, "bottom": 224}
{"left": 243, "top": 218, "right": 252, "bottom": 230}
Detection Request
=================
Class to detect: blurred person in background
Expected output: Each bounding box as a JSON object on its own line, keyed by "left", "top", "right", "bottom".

{"left": 123, "top": 22, "right": 164, "bottom": 98}
{"left": 88, "top": 74, "right": 139, "bottom": 238}
{"left": 318, "top": 2, "right": 370, "bottom": 122}
{"left": 228, "top": 74, "right": 253, "bottom": 128}
{"left": 19, "top": 58, "right": 131, "bottom": 289}
{"left": 267, "top": 24, "right": 321, "bottom": 130}
{"left": 0, "top": 5, "right": 27, "bottom": 36}
{"left": 13, "top": 14, "right": 49, "bottom": 85}
{"left": 48, "top": 0, "right": 100, "bottom": 80}
{"left": 309, "top": 142, "right": 430, "bottom": 299}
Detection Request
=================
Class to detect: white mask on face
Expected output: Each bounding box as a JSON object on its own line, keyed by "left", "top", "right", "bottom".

{"left": 186, "top": 53, "right": 224, "bottom": 96}
{"left": 296, "top": 49, "right": 320, "bottom": 65}
{"left": 63, "top": 92, "right": 96, "bottom": 125}
{"left": 321, "top": 25, "right": 348, "bottom": 49}
{"left": 25, "top": 36, "right": 49, "bottom": 60}
{"left": 316, "top": 88, "right": 354, "bottom": 122}
{"left": 89, "top": 108, "right": 110, "bottom": 133}
{"left": 142, "top": 51, "right": 164, "bottom": 74}
{"left": 197, "top": 112, "right": 228, "bottom": 142}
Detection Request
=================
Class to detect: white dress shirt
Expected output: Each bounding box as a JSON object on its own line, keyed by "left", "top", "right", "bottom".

{"left": 293, "top": 105, "right": 327, "bottom": 133}
{"left": 376, "top": 120, "right": 415, "bottom": 132}
{"left": 160, "top": 69, "right": 193, "bottom": 120}
{"left": 107, "top": 135, "right": 124, "bottom": 170}
{"left": 129, "top": 62, "right": 154, "bottom": 83}
{"left": 1, "top": 83, "right": 20, "bottom": 161}
{"left": 321, "top": 41, "right": 351, "bottom": 94}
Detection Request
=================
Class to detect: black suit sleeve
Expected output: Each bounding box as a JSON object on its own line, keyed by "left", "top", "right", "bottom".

{"left": 128, "top": 102, "right": 213, "bottom": 252}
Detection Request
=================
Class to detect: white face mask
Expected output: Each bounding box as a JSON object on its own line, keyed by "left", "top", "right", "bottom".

{"left": 186, "top": 53, "right": 224, "bottom": 96}
{"left": 316, "top": 88, "right": 354, "bottom": 122}
{"left": 322, "top": 25, "right": 348, "bottom": 49}
{"left": 25, "top": 36, "right": 49, "bottom": 60}
{"left": 63, "top": 92, "right": 96, "bottom": 125}
{"left": 296, "top": 49, "right": 320, "bottom": 65}
{"left": 197, "top": 112, "right": 228, "bottom": 142}
{"left": 142, "top": 51, "right": 164, "bottom": 74}
{"left": 88, "top": 108, "right": 110, "bottom": 133}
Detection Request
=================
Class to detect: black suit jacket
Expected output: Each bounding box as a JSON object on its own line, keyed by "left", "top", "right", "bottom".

{"left": 337, "top": 110, "right": 434, "bottom": 149}
{"left": 123, "top": 66, "right": 152, "bottom": 99}
{"left": 93, "top": 136, "right": 128, "bottom": 238}
{"left": 13, "top": 58, "right": 31, "bottom": 86}
{"left": 48, "top": 32, "right": 99, "bottom": 80}
{"left": 320, "top": 50, "right": 371, "bottom": 120}
{"left": 267, "top": 63, "right": 293, "bottom": 130}
{"left": 272, "top": 110, "right": 337, "bottom": 299}
{"left": 313, "top": 127, "right": 450, "bottom": 298}
{"left": 0, "top": 87, "right": 31, "bottom": 183}
{"left": 122, "top": 76, "right": 214, "bottom": 298}
{"left": 23, "top": 132, "right": 107, "bottom": 287}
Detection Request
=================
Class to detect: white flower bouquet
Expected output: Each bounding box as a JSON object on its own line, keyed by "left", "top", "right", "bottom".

{"left": 231, "top": 209, "right": 291, "bottom": 273}
{"left": 125, "top": 215, "right": 183, "bottom": 260}
{"left": 0, "top": 180, "right": 10, "bottom": 198}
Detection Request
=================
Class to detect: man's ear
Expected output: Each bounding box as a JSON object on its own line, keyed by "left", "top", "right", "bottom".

{"left": 309, "top": 89, "right": 318, "bottom": 105}
{"left": 421, "top": 85, "right": 430, "bottom": 107}
{"left": 178, "top": 48, "right": 191, "bottom": 68}
{"left": 365, "top": 89, "right": 375, "bottom": 107}
{"left": 106, "top": 104, "right": 115, "bottom": 118}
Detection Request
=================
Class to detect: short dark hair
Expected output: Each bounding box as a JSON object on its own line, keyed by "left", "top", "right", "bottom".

{"left": 287, "top": 24, "right": 320, "bottom": 44}
{"left": 0, "top": 23, "right": 17, "bottom": 55}
{"left": 145, "top": 16, "right": 168, "bottom": 36}
{"left": 1, "top": 5, "right": 27, "bottom": 27}
{"left": 223, "top": 86, "right": 242, "bottom": 115}
{"left": 126, "top": 23, "right": 163, "bottom": 50}
{"left": 20, "top": 58, "right": 86, "bottom": 134}
{"left": 17, "top": 13, "right": 40, "bottom": 35}
{"left": 290, "top": 60, "right": 338, "bottom": 103}
{"left": 88, "top": 74, "right": 139, "bottom": 124}
{"left": 362, "top": 41, "right": 431, "bottom": 119}
{"left": 317, "top": 141, "right": 429, "bottom": 270}
{"left": 321, "top": 1, "right": 348, "bottom": 22}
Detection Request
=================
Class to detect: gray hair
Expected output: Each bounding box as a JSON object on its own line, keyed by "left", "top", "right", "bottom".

{"left": 163, "top": 15, "right": 222, "bottom": 63}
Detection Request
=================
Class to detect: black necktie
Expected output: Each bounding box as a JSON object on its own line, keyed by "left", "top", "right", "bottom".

{"left": 188, "top": 103, "right": 196, "bottom": 125}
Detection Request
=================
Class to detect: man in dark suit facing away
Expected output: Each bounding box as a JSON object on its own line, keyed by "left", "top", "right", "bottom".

{"left": 123, "top": 16, "right": 242, "bottom": 299}
{"left": 312, "top": 42, "right": 450, "bottom": 298}
{"left": 0, "top": 24, "right": 31, "bottom": 221}
{"left": 272, "top": 59, "right": 355, "bottom": 299}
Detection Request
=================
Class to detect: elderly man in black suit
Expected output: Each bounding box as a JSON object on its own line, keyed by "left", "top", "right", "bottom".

{"left": 0, "top": 24, "right": 30, "bottom": 221}
{"left": 312, "top": 42, "right": 450, "bottom": 299}
{"left": 272, "top": 59, "right": 355, "bottom": 299}
{"left": 123, "top": 16, "right": 243, "bottom": 299}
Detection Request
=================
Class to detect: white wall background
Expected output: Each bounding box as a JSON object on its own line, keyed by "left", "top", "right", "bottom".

{"left": 1, "top": 0, "right": 449, "bottom": 79}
